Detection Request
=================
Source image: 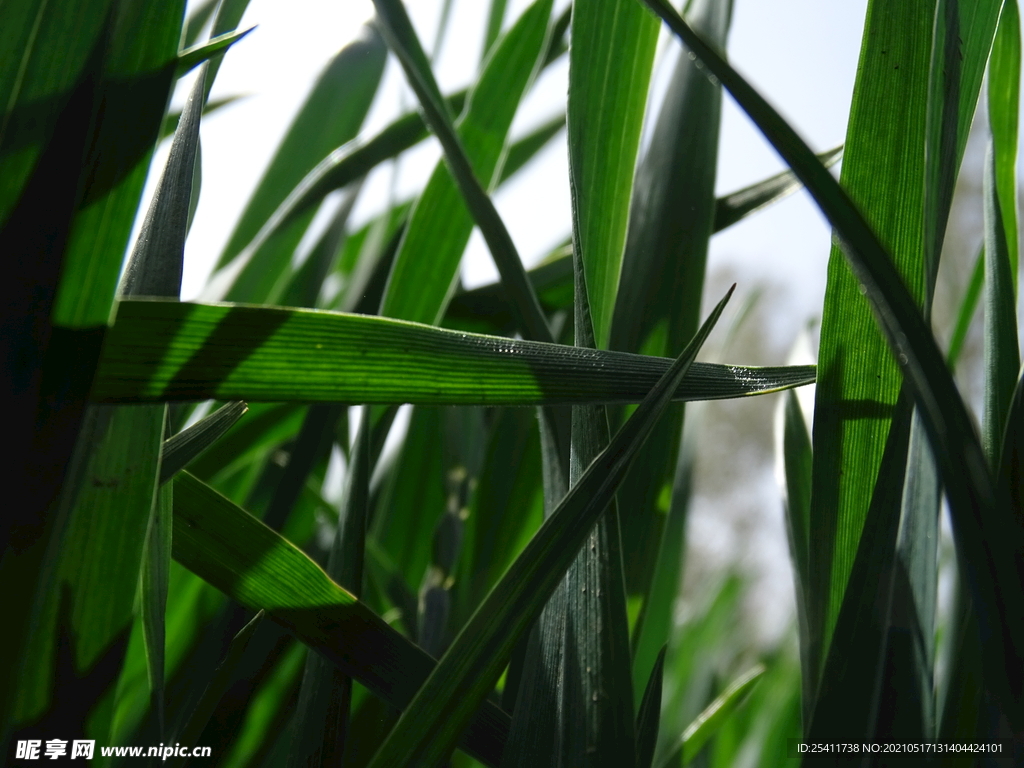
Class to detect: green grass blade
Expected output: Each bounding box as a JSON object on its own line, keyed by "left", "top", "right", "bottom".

{"left": 545, "top": 243, "right": 636, "bottom": 768}
{"left": 568, "top": 0, "right": 658, "bottom": 350}
{"left": 53, "top": 1, "right": 187, "bottom": 328}
{"left": 261, "top": 404, "right": 342, "bottom": 532}
{"left": 651, "top": 576, "right": 741, "bottom": 765}
{"left": 671, "top": 664, "right": 765, "bottom": 766}
{"left": 449, "top": 143, "right": 844, "bottom": 335}
{"left": 202, "top": 0, "right": 253, "bottom": 100}
{"left": 182, "top": 0, "right": 219, "bottom": 48}
{"left": 456, "top": 408, "right": 544, "bottom": 620}
{"left": 611, "top": 0, "right": 731, "bottom": 357}
{"left": 999, "top": 371, "right": 1024, "bottom": 521}
{"left": 289, "top": 410, "right": 371, "bottom": 768}
{"left": 636, "top": 646, "right": 667, "bottom": 768}
{"left": 800, "top": 0, "right": 934, "bottom": 690}
{"left": 498, "top": 113, "right": 566, "bottom": 184}
{"left": 947, "top": 245, "right": 984, "bottom": 368}
{"left": 214, "top": 26, "right": 386, "bottom": 303}
{"left": 160, "top": 95, "right": 243, "bottom": 141}
{"left": 142, "top": 480, "right": 173, "bottom": 740}
{"left": 184, "top": 403, "right": 304, "bottom": 483}
{"left": 628, "top": 405, "right": 697, "bottom": 709}
{"left": 170, "top": 470, "right": 510, "bottom": 767}
{"left": 804, "top": 394, "right": 912, "bottom": 749}
{"left": 873, "top": 412, "right": 940, "bottom": 744}
{"left": 121, "top": 63, "right": 206, "bottom": 298}
{"left": 711, "top": 145, "right": 843, "bottom": 233}
{"left": 443, "top": 246, "right": 573, "bottom": 335}
{"left": 362, "top": 287, "right": 732, "bottom": 768}
{"left": 374, "top": 0, "right": 555, "bottom": 343}
{"left": 277, "top": 183, "right": 361, "bottom": 310}
{"left": 988, "top": 0, "right": 1020, "bottom": 288}
{"left": 923, "top": 0, "right": 1007, "bottom": 295}
{"left": 639, "top": 0, "right": 1024, "bottom": 720}
{"left": 167, "top": 610, "right": 264, "bottom": 768}
{"left": 371, "top": 407, "right": 449, "bottom": 598}
{"left": 777, "top": 389, "right": 813, "bottom": 730}
{"left": 483, "top": 0, "right": 509, "bottom": 60}
{"left": 94, "top": 299, "right": 814, "bottom": 406}
{"left": 161, "top": 401, "right": 249, "bottom": 484}
{"left": 982, "top": 144, "right": 1021, "bottom": 463}
{"left": 175, "top": 27, "right": 253, "bottom": 77}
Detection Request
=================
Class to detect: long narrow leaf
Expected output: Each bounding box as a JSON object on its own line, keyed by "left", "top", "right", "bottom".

{"left": 93, "top": 299, "right": 814, "bottom": 406}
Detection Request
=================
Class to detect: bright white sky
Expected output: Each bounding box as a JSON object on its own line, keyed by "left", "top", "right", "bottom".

{"left": 171, "top": 0, "right": 871, "bottom": 339}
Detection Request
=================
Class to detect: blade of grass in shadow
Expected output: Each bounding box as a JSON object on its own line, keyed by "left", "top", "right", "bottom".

{"left": 142, "top": 481, "right": 173, "bottom": 740}
{"left": 528, "top": 237, "right": 636, "bottom": 767}
{"left": 212, "top": 25, "right": 385, "bottom": 304}
{"left": 289, "top": 409, "right": 371, "bottom": 768}
{"left": 2, "top": 3, "right": 185, "bottom": 734}
{"left": 612, "top": 0, "right": 732, "bottom": 702}
{"left": 636, "top": 646, "right": 667, "bottom": 768}
{"left": 871, "top": 411, "right": 940, "bottom": 748}
{"left": 185, "top": 403, "right": 305, "bottom": 483}
{"left": 711, "top": 145, "right": 842, "bottom": 233}
{"left": 161, "top": 401, "right": 249, "bottom": 484}
{"left": 170, "top": 470, "right": 510, "bottom": 767}
{"left": 802, "top": 392, "right": 912, "bottom": 756}
{"left": 638, "top": 0, "right": 1024, "bottom": 723}
{"left": 362, "top": 287, "right": 733, "bottom": 768}
{"left": 455, "top": 408, "right": 544, "bottom": 622}
{"left": 776, "top": 389, "right": 813, "bottom": 731}
{"left": 374, "top": 0, "right": 554, "bottom": 343}
{"left": 262, "top": 404, "right": 344, "bottom": 533}
{"left": 166, "top": 610, "right": 264, "bottom": 768}
{"left": 95, "top": 299, "right": 814, "bottom": 406}
{"left": 371, "top": 408, "right": 454, "bottom": 601}
{"left": 999, "top": 371, "right": 1024, "bottom": 521}
{"left": 982, "top": 143, "right": 1020, "bottom": 463}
